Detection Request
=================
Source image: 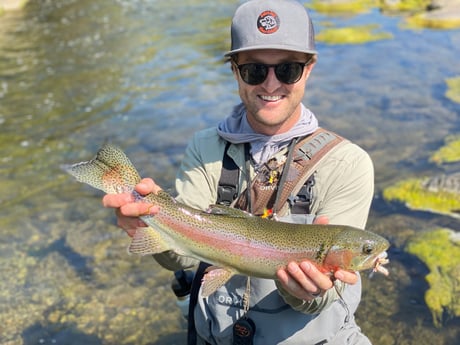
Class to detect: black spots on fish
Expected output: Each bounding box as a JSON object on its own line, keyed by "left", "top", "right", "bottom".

{"left": 63, "top": 144, "right": 142, "bottom": 194}
{"left": 315, "top": 242, "right": 327, "bottom": 262}
{"left": 97, "top": 145, "right": 132, "bottom": 169}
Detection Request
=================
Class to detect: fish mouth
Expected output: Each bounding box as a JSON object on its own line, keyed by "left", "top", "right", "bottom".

{"left": 353, "top": 250, "right": 389, "bottom": 276}
{"left": 372, "top": 251, "right": 390, "bottom": 276}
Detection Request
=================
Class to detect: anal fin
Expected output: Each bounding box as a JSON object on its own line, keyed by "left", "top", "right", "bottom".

{"left": 201, "top": 266, "right": 235, "bottom": 297}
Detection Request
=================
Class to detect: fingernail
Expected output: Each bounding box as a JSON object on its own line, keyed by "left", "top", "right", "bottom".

{"left": 288, "top": 262, "right": 299, "bottom": 273}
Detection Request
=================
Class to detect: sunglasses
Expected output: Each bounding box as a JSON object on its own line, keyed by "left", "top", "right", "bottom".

{"left": 233, "top": 60, "right": 312, "bottom": 85}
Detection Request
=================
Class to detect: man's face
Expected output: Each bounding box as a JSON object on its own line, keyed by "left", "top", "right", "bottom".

{"left": 233, "top": 49, "right": 315, "bottom": 136}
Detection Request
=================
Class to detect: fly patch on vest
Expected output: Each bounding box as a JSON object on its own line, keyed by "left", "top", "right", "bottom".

{"left": 234, "top": 129, "right": 346, "bottom": 217}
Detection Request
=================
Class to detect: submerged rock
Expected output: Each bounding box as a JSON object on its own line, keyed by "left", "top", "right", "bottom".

{"left": 422, "top": 172, "right": 460, "bottom": 194}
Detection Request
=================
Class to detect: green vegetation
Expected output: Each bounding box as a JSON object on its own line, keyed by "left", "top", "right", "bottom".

{"left": 406, "top": 228, "right": 460, "bottom": 327}
{"left": 309, "top": 0, "right": 376, "bottom": 15}
{"left": 380, "top": 0, "right": 431, "bottom": 12}
{"left": 406, "top": 14, "right": 460, "bottom": 30}
{"left": 383, "top": 178, "right": 460, "bottom": 216}
{"left": 430, "top": 135, "right": 460, "bottom": 164}
{"left": 316, "top": 24, "right": 393, "bottom": 45}
{"left": 445, "top": 77, "right": 460, "bottom": 104}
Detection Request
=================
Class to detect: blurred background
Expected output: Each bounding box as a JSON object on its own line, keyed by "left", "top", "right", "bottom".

{"left": 0, "top": 0, "right": 459, "bottom": 344}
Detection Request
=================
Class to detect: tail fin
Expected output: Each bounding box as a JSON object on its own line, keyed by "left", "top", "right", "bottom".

{"left": 62, "top": 144, "right": 141, "bottom": 194}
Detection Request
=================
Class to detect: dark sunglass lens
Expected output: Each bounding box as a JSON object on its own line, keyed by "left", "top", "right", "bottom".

{"left": 240, "top": 64, "right": 268, "bottom": 85}
{"left": 275, "top": 63, "right": 303, "bottom": 84}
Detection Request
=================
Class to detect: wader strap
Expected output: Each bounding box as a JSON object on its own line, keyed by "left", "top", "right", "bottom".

{"left": 216, "top": 142, "right": 240, "bottom": 206}
{"left": 187, "top": 262, "right": 210, "bottom": 345}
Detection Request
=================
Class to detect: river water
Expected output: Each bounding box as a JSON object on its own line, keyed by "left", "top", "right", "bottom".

{"left": 0, "top": 0, "right": 459, "bottom": 344}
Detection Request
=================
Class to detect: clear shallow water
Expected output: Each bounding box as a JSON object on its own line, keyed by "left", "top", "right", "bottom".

{"left": 0, "top": 1, "right": 459, "bottom": 344}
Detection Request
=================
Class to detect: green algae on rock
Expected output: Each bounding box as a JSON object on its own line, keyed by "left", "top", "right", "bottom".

{"left": 383, "top": 178, "right": 460, "bottom": 217}
{"left": 430, "top": 135, "right": 460, "bottom": 164}
{"left": 405, "top": 12, "right": 460, "bottom": 29}
{"left": 309, "top": 0, "right": 376, "bottom": 15}
{"left": 316, "top": 24, "right": 393, "bottom": 45}
{"left": 445, "top": 77, "right": 460, "bottom": 104}
{"left": 380, "top": 0, "right": 431, "bottom": 12}
{"left": 406, "top": 228, "right": 460, "bottom": 327}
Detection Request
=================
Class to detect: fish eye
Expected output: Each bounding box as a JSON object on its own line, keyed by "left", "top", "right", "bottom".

{"left": 362, "top": 243, "right": 374, "bottom": 255}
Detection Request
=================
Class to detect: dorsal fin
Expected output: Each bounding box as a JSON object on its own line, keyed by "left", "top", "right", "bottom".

{"left": 205, "top": 204, "right": 252, "bottom": 218}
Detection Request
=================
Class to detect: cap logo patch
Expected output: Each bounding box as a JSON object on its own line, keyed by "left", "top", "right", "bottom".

{"left": 257, "top": 10, "right": 280, "bottom": 34}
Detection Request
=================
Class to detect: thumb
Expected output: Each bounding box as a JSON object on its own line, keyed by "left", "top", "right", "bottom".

{"left": 313, "top": 215, "right": 329, "bottom": 225}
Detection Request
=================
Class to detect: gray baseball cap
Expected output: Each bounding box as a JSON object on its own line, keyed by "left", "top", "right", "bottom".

{"left": 225, "top": 0, "right": 317, "bottom": 57}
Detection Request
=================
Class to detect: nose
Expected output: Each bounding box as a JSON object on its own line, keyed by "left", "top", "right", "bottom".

{"left": 261, "top": 66, "right": 282, "bottom": 92}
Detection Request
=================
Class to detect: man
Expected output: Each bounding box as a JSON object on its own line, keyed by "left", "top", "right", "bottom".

{"left": 103, "top": 0, "right": 374, "bottom": 344}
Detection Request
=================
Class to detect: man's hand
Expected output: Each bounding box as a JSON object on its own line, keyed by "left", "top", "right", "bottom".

{"left": 102, "top": 178, "right": 161, "bottom": 237}
{"left": 275, "top": 216, "right": 358, "bottom": 301}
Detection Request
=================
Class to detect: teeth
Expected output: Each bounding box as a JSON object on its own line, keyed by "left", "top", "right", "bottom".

{"left": 260, "top": 95, "right": 282, "bottom": 101}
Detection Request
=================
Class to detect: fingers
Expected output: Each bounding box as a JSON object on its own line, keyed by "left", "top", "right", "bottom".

{"left": 101, "top": 178, "right": 162, "bottom": 238}
{"left": 102, "top": 178, "right": 161, "bottom": 217}
{"left": 334, "top": 269, "right": 358, "bottom": 285}
{"left": 136, "top": 178, "right": 162, "bottom": 195}
{"left": 102, "top": 192, "right": 134, "bottom": 208}
{"left": 313, "top": 215, "right": 329, "bottom": 225}
{"left": 102, "top": 178, "right": 161, "bottom": 208}
{"left": 119, "top": 202, "right": 159, "bottom": 218}
{"left": 277, "top": 259, "right": 360, "bottom": 301}
{"left": 276, "top": 261, "right": 333, "bottom": 301}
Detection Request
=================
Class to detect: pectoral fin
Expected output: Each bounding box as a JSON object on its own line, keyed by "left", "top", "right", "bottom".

{"left": 128, "top": 227, "right": 171, "bottom": 255}
{"left": 201, "top": 266, "right": 235, "bottom": 297}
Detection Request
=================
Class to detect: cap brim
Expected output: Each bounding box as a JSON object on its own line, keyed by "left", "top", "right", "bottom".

{"left": 225, "top": 44, "right": 318, "bottom": 57}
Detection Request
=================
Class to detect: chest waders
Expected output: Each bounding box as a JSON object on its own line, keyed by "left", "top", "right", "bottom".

{"left": 186, "top": 129, "right": 346, "bottom": 345}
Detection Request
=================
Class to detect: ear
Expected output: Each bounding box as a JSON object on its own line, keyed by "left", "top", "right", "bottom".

{"left": 305, "top": 61, "right": 316, "bottom": 73}
{"left": 304, "top": 61, "right": 316, "bottom": 79}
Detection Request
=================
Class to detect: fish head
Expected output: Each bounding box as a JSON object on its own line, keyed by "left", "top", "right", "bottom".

{"left": 322, "top": 229, "right": 390, "bottom": 274}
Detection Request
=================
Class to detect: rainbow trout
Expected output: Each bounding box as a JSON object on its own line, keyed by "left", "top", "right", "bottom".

{"left": 63, "top": 144, "right": 389, "bottom": 296}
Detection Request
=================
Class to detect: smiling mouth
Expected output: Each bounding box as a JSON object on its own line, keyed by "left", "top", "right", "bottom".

{"left": 260, "top": 95, "right": 283, "bottom": 102}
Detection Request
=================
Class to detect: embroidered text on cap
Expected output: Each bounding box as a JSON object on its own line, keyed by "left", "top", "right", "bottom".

{"left": 257, "top": 10, "right": 280, "bottom": 34}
